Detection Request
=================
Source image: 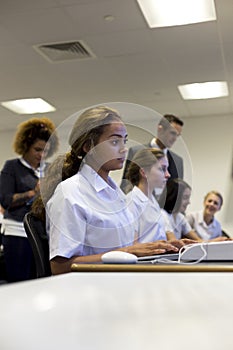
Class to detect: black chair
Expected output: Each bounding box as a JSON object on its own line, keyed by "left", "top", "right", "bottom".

{"left": 222, "top": 230, "right": 231, "bottom": 239}
{"left": 23, "top": 212, "right": 51, "bottom": 278}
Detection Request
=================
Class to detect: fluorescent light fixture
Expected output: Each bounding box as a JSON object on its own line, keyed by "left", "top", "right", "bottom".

{"left": 178, "top": 81, "right": 229, "bottom": 100}
{"left": 1, "top": 98, "right": 56, "bottom": 114}
{"left": 137, "top": 0, "right": 216, "bottom": 28}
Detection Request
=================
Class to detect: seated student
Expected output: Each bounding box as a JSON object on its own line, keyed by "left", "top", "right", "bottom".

{"left": 125, "top": 148, "right": 195, "bottom": 247}
{"left": 186, "top": 190, "right": 228, "bottom": 241}
{"left": 32, "top": 106, "right": 179, "bottom": 275}
{"left": 120, "top": 114, "right": 184, "bottom": 194}
{"left": 158, "top": 178, "right": 201, "bottom": 241}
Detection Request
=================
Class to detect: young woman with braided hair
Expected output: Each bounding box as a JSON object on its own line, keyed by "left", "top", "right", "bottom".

{"left": 33, "top": 106, "right": 178, "bottom": 275}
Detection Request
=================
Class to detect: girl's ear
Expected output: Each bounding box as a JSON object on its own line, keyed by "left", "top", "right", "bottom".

{"left": 139, "top": 167, "right": 147, "bottom": 179}
{"left": 83, "top": 140, "right": 92, "bottom": 153}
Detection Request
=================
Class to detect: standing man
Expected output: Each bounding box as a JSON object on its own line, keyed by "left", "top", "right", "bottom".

{"left": 120, "top": 114, "right": 184, "bottom": 193}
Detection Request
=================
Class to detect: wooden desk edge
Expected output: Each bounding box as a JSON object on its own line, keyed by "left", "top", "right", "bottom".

{"left": 71, "top": 263, "right": 233, "bottom": 273}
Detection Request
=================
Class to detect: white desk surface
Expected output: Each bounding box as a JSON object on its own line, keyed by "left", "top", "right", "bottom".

{"left": 0, "top": 272, "right": 233, "bottom": 350}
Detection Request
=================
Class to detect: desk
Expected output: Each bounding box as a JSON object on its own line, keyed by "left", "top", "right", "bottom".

{"left": 1, "top": 272, "right": 233, "bottom": 350}
{"left": 71, "top": 262, "right": 233, "bottom": 272}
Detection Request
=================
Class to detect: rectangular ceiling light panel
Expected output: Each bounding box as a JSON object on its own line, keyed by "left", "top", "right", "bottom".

{"left": 137, "top": 0, "right": 216, "bottom": 28}
{"left": 1, "top": 98, "right": 56, "bottom": 114}
{"left": 178, "top": 81, "right": 229, "bottom": 100}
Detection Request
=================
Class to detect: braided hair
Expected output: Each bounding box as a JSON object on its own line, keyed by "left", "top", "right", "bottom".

{"left": 32, "top": 106, "right": 122, "bottom": 220}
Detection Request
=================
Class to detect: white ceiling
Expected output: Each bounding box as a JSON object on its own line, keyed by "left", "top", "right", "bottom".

{"left": 0, "top": 0, "right": 233, "bottom": 131}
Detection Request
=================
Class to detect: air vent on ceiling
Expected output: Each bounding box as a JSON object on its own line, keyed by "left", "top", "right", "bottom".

{"left": 33, "top": 40, "right": 96, "bottom": 63}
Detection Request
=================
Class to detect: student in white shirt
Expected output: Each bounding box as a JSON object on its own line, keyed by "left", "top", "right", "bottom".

{"left": 120, "top": 114, "right": 184, "bottom": 193}
{"left": 125, "top": 148, "right": 195, "bottom": 248}
{"left": 159, "top": 178, "right": 201, "bottom": 241}
{"left": 34, "top": 106, "right": 178, "bottom": 275}
{"left": 160, "top": 180, "right": 229, "bottom": 242}
{"left": 186, "top": 191, "right": 227, "bottom": 240}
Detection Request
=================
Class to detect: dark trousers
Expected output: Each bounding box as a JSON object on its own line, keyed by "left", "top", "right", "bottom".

{"left": 2, "top": 235, "right": 36, "bottom": 283}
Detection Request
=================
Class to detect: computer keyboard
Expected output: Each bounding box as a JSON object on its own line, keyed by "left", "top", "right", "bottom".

{"left": 137, "top": 252, "right": 179, "bottom": 262}
{"left": 179, "top": 240, "right": 233, "bottom": 262}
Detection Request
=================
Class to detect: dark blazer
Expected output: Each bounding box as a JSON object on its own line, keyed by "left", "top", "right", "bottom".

{"left": 120, "top": 143, "right": 184, "bottom": 193}
{"left": 0, "top": 159, "right": 39, "bottom": 222}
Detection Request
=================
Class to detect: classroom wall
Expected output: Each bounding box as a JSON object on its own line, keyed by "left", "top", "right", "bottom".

{"left": 119, "top": 112, "right": 233, "bottom": 236}
{"left": 180, "top": 114, "right": 233, "bottom": 236}
{"left": 0, "top": 110, "right": 232, "bottom": 235}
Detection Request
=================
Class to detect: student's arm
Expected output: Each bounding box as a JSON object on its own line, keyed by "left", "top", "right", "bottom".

{"left": 166, "top": 231, "right": 177, "bottom": 240}
{"left": 167, "top": 238, "right": 198, "bottom": 249}
{"left": 184, "top": 230, "right": 202, "bottom": 241}
{"left": 180, "top": 214, "right": 202, "bottom": 241}
{"left": 51, "top": 254, "right": 104, "bottom": 275}
{"left": 165, "top": 231, "right": 197, "bottom": 248}
{"left": 209, "top": 236, "right": 230, "bottom": 242}
{"left": 163, "top": 213, "right": 199, "bottom": 246}
{"left": 50, "top": 241, "right": 180, "bottom": 275}
{"left": 183, "top": 231, "right": 230, "bottom": 242}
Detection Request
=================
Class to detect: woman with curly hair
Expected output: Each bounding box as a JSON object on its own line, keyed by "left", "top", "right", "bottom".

{"left": 0, "top": 117, "right": 59, "bottom": 282}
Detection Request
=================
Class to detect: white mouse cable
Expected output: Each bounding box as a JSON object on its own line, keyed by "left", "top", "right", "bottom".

{"left": 177, "top": 243, "right": 207, "bottom": 265}
{"left": 151, "top": 243, "right": 207, "bottom": 265}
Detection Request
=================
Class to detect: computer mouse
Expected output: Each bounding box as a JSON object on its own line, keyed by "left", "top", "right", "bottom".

{"left": 101, "top": 251, "right": 138, "bottom": 264}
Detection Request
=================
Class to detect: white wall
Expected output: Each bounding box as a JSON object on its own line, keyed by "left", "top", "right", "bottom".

{"left": 0, "top": 130, "right": 17, "bottom": 167}
{"left": 180, "top": 114, "right": 233, "bottom": 236}
{"left": 0, "top": 111, "right": 232, "bottom": 235}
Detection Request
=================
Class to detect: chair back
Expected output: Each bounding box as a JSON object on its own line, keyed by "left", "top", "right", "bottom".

{"left": 23, "top": 212, "right": 51, "bottom": 278}
{"left": 222, "top": 230, "right": 230, "bottom": 238}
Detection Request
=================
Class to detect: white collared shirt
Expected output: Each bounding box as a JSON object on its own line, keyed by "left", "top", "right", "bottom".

{"left": 162, "top": 210, "right": 192, "bottom": 239}
{"left": 186, "top": 210, "right": 222, "bottom": 240}
{"left": 126, "top": 186, "right": 169, "bottom": 242}
{"left": 20, "top": 157, "right": 46, "bottom": 178}
{"left": 46, "top": 164, "right": 135, "bottom": 259}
